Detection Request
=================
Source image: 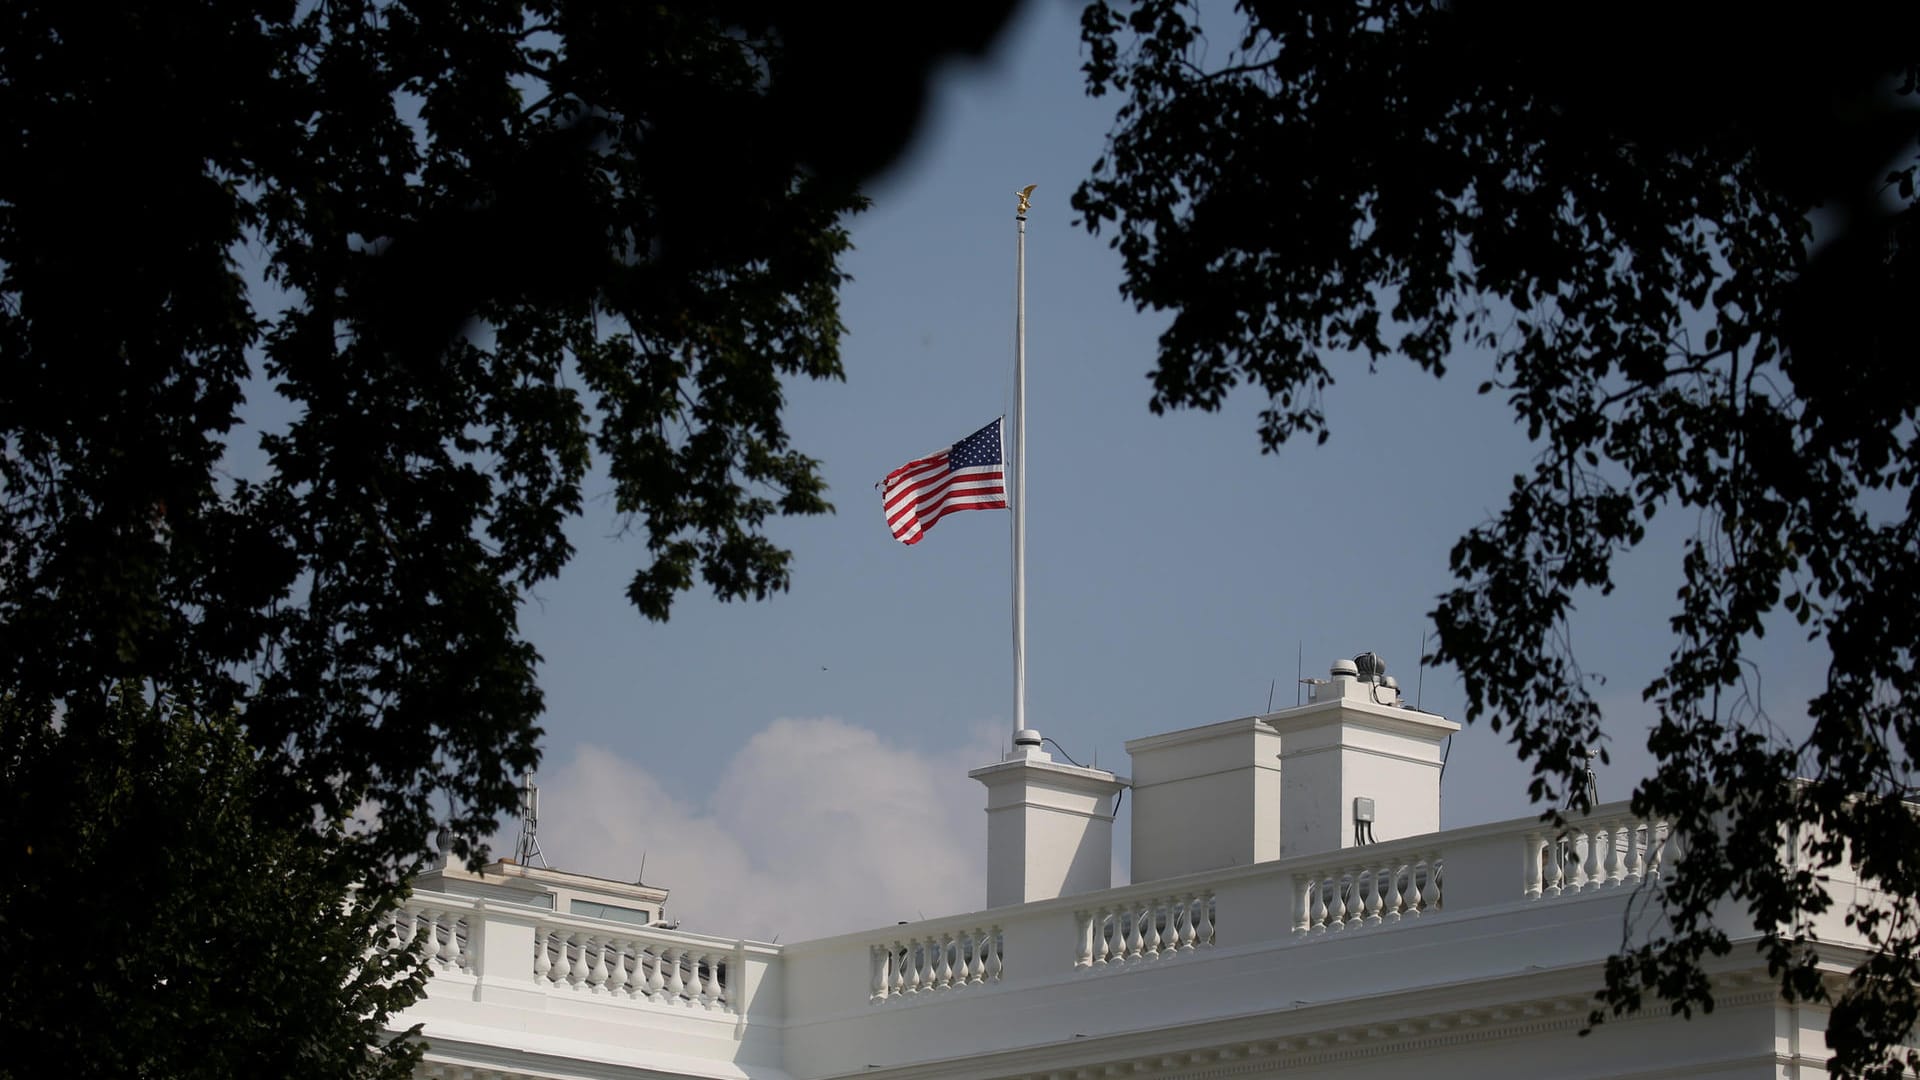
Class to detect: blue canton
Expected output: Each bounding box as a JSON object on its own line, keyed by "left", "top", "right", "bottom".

{"left": 950, "top": 418, "right": 1003, "bottom": 471}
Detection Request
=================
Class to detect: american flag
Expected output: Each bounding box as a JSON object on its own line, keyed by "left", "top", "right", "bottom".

{"left": 880, "top": 418, "right": 1008, "bottom": 545}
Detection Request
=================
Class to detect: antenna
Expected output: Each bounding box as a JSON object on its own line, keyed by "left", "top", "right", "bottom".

{"left": 1266, "top": 678, "right": 1276, "bottom": 713}
{"left": 1295, "top": 640, "right": 1303, "bottom": 706}
{"left": 1415, "top": 631, "right": 1427, "bottom": 712}
{"left": 513, "top": 769, "right": 550, "bottom": 869}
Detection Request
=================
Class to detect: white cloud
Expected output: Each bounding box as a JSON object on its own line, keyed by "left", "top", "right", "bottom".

{"left": 534, "top": 718, "right": 1000, "bottom": 943}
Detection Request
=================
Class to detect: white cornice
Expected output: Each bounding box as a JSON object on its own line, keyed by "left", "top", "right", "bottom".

{"left": 825, "top": 965, "right": 1785, "bottom": 1080}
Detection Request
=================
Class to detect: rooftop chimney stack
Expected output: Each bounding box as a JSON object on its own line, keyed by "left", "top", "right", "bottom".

{"left": 970, "top": 730, "right": 1128, "bottom": 908}
{"left": 1126, "top": 653, "right": 1459, "bottom": 883}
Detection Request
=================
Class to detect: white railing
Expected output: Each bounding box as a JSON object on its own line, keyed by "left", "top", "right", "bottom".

{"left": 1076, "top": 889, "right": 1216, "bottom": 967}
{"left": 394, "top": 902, "right": 471, "bottom": 973}
{"left": 399, "top": 800, "right": 1695, "bottom": 1042}
{"left": 1524, "top": 814, "right": 1671, "bottom": 899}
{"left": 1292, "top": 850, "right": 1442, "bottom": 933}
{"left": 533, "top": 922, "right": 735, "bottom": 1011}
{"left": 869, "top": 924, "right": 1003, "bottom": 1001}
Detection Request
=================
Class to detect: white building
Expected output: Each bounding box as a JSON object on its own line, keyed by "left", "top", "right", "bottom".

{"left": 393, "top": 656, "right": 1872, "bottom": 1080}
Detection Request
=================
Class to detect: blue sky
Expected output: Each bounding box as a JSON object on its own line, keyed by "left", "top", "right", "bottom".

{"left": 507, "top": 0, "right": 1832, "bottom": 940}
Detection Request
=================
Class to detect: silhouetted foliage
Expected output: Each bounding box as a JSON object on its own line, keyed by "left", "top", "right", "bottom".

{"left": 1075, "top": 1, "right": 1920, "bottom": 1075}
{"left": 0, "top": 687, "right": 426, "bottom": 1080}
{"left": 0, "top": 0, "right": 1018, "bottom": 1069}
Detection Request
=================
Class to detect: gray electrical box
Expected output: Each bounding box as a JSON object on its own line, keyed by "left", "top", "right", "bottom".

{"left": 1353, "top": 796, "right": 1376, "bottom": 823}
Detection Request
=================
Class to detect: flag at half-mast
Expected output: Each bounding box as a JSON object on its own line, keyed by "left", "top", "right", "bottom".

{"left": 880, "top": 417, "right": 1008, "bottom": 545}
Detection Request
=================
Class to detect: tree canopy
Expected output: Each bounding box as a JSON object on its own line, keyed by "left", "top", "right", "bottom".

{"left": 1075, "top": 1, "right": 1920, "bottom": 1076}
{"left": 0, "top": 0, "right": 1016, "bottom": 1070}
{"left": 0, "top": 687, "right": 426, "bottom": 1079}
{"left": 0, "top": 0, "right": 1016, "bottom": 880}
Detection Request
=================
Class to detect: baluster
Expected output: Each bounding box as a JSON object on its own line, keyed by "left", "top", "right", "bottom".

{"left": 713, "top": 957, "right": 731, "bottom": 1009}
{"left": 1422, "top": 856, "right": 1443, "bottom": 912}
{"left": 1140, "top": 900, "right": 1161, "bottom": 957}
{"left": 1603, "top": 818, "right": 1626, "bottom": 886}
{"left": 1623, "top": 821, "right": 1646, "bottom": 884}
{"left": 1581, "top": 825, "right": 1604, "bottom": 892}
{"left": 637, "top": 945, "right": 660, "bottom": 999}
{"left": 582, "top": 936, "right": 606, "bottom": 989}
{"left": 596, "top": 939, "right": 618, "bottom": 992}
{"left": 1173, "top": 896, "right": 1193, "bottom": 949}
{"left": 1197, "top": 892, "right": 1215, "bottom": 944}
{"left": 429, "top": 912, "right": 454, "bottom": 966}
{"left": 940, "top": 934, "right": 958, "bottom": 989}
{"left": 969, "top": 929, "right": 987, "bottom": 983}
{"left": 1076, "top": 913, "right": 1094, "bottom": 966}
{"left": 1363, "top": 865, "right": 1385, "bottom": 925}
{"left": 912, "top": 938, "right": 929, "bottom": 991}
{"left": 1590, "top": 821, "right": 1612, "bottom": 889}
{"left": 660, "top": 947, "right": 683, "bottom": 1000}
{"left": 1308, "top": 877, "right": 1328, "bottom": 932}
{"left": 688, "top": 950, "right": 707, "bottom": 1004}
{"left": 682, "top": 949, "right": 701, "bottom": 1004}
{"left": 696, "top": 952, "right": 718, "bottom": 1007}
{"left": 1543, "top": 838, "right": 1564, "bottom": 897}
{"left": 871, "top": 946, "right": 887, "bottom": 1000}
{"left": 1330, "top": 873, "right": 1353, "bottom": 930}
{"left": 622, "top": 942, "right": 644, "bottom": 996}
{"left": 1523, "top": 833, "right": 1544, "bottom": 898}
{"left": 532, "top": 929, "right": 552, "bottom": 982}
{"left": 985, "top": 930, "right": 1003, "bottom": 982}
{"left": 884, "top": 943, "right": 903, "bottom": 997}
{"left": 614, "top": 941, "right": 632, "bottom": 993}
{"left": 1383, "top": 864, "right": 1405, "bottom": 922}
{"left": 572, "top": 934, "right": 593, "bottom": 987}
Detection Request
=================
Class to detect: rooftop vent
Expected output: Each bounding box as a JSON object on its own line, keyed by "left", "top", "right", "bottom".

{"left": 1354, "top": 651, "right": 1387, "bottom": 683}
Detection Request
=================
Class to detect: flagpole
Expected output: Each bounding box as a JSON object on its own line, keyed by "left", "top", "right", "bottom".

{"left": 1013, "top": 184, "right": 1032, "bottom": 747}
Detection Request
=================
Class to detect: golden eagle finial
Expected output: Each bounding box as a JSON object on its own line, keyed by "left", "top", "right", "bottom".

{"left": 1015, "top": 184, "right": 1037, "bottom": 215}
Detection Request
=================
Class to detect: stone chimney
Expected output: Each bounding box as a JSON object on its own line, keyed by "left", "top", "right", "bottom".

{"left": 1127, "top": 653, "right": 1458, "bottom": 882}
{"left": 970, "top": 729, "right": 1128, "bottom": 908}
